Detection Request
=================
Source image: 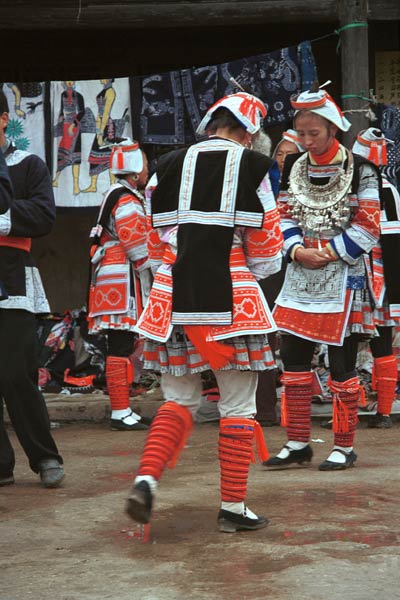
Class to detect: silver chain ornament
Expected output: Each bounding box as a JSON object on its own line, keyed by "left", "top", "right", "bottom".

{"left": 287, "top": 146, "right": 354, "bottom": 236}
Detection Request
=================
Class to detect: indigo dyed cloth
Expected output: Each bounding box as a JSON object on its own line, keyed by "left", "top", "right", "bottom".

{"left": 139, "top": 41, "right": 317, "bottom": 145}
{"left": 376, "top": 103, "right": 400, "bottom": 190}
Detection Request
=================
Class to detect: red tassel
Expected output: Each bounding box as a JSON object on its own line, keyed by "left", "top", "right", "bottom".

{"left": 254, "top": 420, "right": 270, "bottom": 462}
{"left": 359, "top": 384, "right": 367, "bottom": 407}
{"left": 368, "top": 142, "right": 379, "bottom": 166}
{"left": 112, "top": 146, "right": 125, "bottom": 170}
{"left": 280, "top": 388, "right": 288, "bottom": 427}
{"left": 332, "top": 395, "right": 350, "bottom": 434}
{"left": 381, "top": 143, "right": 388, "bottom": 166}
{"left": 184, "top": 325, "right": 235, "bottom": 370}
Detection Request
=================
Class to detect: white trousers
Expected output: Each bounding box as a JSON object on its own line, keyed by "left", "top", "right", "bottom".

{"left": 160, "top": 370, "right": 258, "bottom": 419}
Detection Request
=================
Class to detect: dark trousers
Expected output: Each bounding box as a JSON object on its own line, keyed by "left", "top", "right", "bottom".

{"left": 370, "top": 326, "right": 393, "bottom": 358}
{"left": 107, "top": 329, "right": 135, "bottom": 357}
{"left": 0, "top": 309, "right": 62, "bottom": 475}
{"left": 256, "top": 271, "right": 285, "bottom": 421}
{"left": 280, "top": 333, "right": 360, "bottom": 381}
{"left": 256, "top": 332, "right": 279, "bottom": 421}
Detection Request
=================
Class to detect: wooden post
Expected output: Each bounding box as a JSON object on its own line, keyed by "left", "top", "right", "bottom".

{"left": 339, "top": 0, "right": 370, "bottom": 147}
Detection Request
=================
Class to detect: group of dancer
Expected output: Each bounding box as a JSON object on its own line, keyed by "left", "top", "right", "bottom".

{"left": 1, "top": 81, "right": 398, "bottom": 533}
{"left": 86, "top": 83, "right": 399, "bottom": 534}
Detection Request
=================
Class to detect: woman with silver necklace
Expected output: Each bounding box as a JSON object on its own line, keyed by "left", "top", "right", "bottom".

{"left": 265, "top": 84, "right": 381, "bottom": 471}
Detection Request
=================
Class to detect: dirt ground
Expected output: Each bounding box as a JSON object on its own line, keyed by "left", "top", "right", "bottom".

{"left": 1, "top": 421, "right": 399, "bottom": 600}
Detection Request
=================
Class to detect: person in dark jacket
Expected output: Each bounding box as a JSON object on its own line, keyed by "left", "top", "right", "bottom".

{"left": 0, "top": 90, "right": 65, "bottom": 488}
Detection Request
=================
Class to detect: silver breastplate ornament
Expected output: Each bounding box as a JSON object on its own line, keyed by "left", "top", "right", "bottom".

{"left": 287, "top": 146, "right": 354, "bottom": 237}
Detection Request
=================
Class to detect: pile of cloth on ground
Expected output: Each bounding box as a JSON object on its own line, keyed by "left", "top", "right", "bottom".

{"left": 36, "top": 309, "right": 161, "bottom": 396}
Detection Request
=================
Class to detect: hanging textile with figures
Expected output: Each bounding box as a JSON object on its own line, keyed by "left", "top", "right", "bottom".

{"left": 51, "top": 78, "right": 132, "bottom": 207}
{"left": 3, "top": 41, "right": 317, "bottom": 207}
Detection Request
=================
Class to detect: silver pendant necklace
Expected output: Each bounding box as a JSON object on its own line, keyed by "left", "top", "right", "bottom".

{"left": 287, "top": 146, "right": 354, "bottom": 237}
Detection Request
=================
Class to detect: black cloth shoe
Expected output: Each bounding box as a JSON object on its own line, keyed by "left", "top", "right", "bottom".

{"left": 367, "top": 413, "right": 393, "bottom": 429}
{"left": 263, "top": 444, "right": 313, "bottom": 468}
{"left": 126, "top": 480, "right": 153, "bottom": 524}
{"left": 318, "top": 449, "right": 357, "bottom": 471}
{"left": 217, "top": 508, "right": 269, "bottom": 533}
{"left": 38, "top": 459, "right": 65, "bottom": 488}
{"left": 110, "top": 411, "right": 149, "bottom": 431}
{"left": 0, "top": 474, "right": 15, "bottom": 487}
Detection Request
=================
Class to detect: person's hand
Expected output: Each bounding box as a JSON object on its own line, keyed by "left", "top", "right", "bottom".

{"left": 294, "top": 247, "right": 333, "bottom": 269}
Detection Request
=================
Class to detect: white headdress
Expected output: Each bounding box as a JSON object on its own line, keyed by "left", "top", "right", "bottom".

{"left": 196, "top": 92, "right": 267, "bottom": 135}
{"left": 272, "top": 128, "right": 304, "bottom": 158}
{"left": 291, "top": 84, "right": 351, "bottom": 132}
{"left": 110, "top": 138, "right": 143, "bottom": 175}
{"left": 352, "top": 127, "right": 392, "bottom": 166}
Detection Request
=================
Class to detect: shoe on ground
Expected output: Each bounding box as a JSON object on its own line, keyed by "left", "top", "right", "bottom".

{"left": 367, "top": 413, "right": 392, "bottom": 429}
{"left": 217, "top": 508, "right": 269, "bottom": 533}
{"left": 0, "top": 474, "right": 15, "bottom": 487}
{"left": 38, "top": 459, "right": 65, "bottom": 488}
{"left": 126, "top": 480, "right": 153, "bottom": 524}
{"left": 110, "top": 411, "right": 149, "bottom": 431}
{"left": 263, "top": 444, "right": 313, "bottom": 468}
{"left": 318, "top": 449, "right": 357, "bottom": 471}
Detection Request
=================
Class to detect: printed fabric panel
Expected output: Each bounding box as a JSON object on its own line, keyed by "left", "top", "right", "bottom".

{"left": 50, "top": 78, "right": 132, "bottom": 207}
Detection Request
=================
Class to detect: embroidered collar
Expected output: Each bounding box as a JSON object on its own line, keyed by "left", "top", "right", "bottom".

{"left": 208, "top": 135, "right": 244, "bottom": 147}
